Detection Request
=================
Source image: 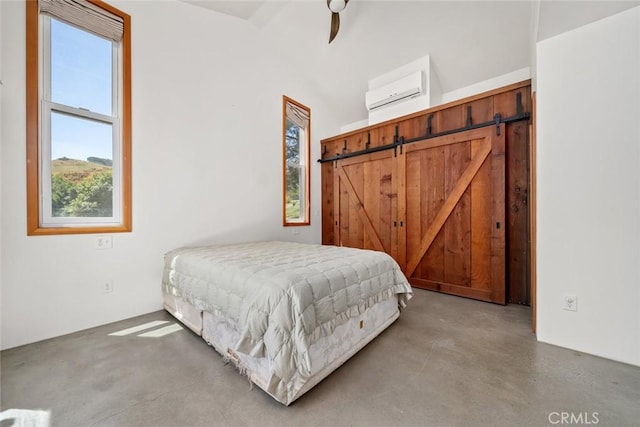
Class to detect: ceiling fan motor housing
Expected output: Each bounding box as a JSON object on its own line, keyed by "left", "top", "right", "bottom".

{"left": 328, "top": 0, "right": 347, "bottom": 13}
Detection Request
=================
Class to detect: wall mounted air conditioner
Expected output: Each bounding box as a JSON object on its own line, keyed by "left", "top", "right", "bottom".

{"left": 365, "top": 71, "right": 424, "bottom": 111}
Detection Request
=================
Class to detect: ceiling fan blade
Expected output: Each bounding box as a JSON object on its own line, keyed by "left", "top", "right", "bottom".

{"left": 329, "top": 11, "right": 340, "bottom": 43}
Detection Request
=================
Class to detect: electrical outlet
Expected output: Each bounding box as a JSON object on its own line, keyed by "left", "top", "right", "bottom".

{"left": 95, "top": 235, "right": 112, "bottom": 249}
{"left": 562, "top": 294, "right": 577, "bottom": 311}
{"left": 102, "top": 280, "right": 114, "bottom": 294}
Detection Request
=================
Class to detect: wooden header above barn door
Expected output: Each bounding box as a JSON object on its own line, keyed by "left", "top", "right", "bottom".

{"left": 320, "top": 80, "right": 531, "bottom": 161}
{"left": 319, "top": 91, "right": 529, "bottom": 164}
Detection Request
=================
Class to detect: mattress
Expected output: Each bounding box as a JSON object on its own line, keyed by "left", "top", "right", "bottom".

{"left": 202, "top": 294, "right": 399, "bottom": 404}
{"left": 162, "top": 241, "right": 412, "bottom": 405}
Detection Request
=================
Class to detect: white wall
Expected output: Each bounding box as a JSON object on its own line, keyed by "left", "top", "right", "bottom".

{"left": 0, "top": 0, "right": 340, "bottom": 349}
{"left": 440, "top": 67, "right": 531, "bottom": 104}
{"left": 536, "top": 7, "right": 640, "bottom": 366}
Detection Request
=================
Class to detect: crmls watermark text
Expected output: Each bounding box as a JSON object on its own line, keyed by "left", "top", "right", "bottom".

{"left": 548, "top": 412, "right": 600, "bottom": 425}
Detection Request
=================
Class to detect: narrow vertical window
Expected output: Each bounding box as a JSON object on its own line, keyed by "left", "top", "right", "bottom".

{"left": 26, "top": 0, "right": 131, "bottom": 235}
{"left": 283, "top": 96, "right": 311, "bottom": 226}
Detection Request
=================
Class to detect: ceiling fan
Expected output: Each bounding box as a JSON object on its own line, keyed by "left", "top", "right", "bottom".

{"left": 327, "top": 0, "right": 349, "bottom": 44}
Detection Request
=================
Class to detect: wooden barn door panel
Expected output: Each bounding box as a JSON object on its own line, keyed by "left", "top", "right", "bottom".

{"left": 505, "top": 121, "right": 530, "bottom": 304}
{"left": 333, "top": 150, "right": 399, "bottom": 261}
{"left": 402, "top": 126, "right": 506, "bottom": 304}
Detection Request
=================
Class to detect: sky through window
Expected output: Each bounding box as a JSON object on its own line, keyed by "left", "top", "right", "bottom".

{"left": 50, "top": 18, "right": 113, "bottom": 162}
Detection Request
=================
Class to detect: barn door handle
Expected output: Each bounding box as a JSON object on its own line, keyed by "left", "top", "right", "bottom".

{"left": 496, "top": 222, "right": 501, "bottom": 229}
{"left": 394, "top": 221, "right": 397, "bottom": 227}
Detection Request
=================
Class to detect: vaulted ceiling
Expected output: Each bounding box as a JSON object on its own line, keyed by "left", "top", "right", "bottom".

{"left": 182, "top": 0, "right": 639, "bottom": 126}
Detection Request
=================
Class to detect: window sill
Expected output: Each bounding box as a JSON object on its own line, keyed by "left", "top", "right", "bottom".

{"left": 27, "top": 224, "right": 131, "bottom": 236}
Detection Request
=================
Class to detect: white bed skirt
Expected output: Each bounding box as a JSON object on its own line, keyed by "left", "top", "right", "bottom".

{"left": 163, "top": 292, "right": 400, "bottom": 405}
{"left": 163, "top": 292, "right": 203, "bottom": 335}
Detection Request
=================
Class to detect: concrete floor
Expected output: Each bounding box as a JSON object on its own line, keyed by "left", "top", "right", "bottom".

{"left": 1, "top": 289, "right": 639, "bottom": 427}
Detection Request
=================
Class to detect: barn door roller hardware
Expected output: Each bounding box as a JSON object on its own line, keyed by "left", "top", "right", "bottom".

{"left": 319, "top": 92, "right": 529, "bottom": 163}
{"left": 393, "top": 125, "right": 400, "bottom": 157}
{"left": 516, "top": 92, "right": 523, "bottom": 115}
{"left": 393, "top": 136, "right": 406, "bottom": 157}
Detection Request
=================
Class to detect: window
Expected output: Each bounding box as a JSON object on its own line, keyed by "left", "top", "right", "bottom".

{"left": 26, "top": 0, "right": 131, "bottom": 235}
{"left": 283, "top": 96, "right": 310, "bottom": 226}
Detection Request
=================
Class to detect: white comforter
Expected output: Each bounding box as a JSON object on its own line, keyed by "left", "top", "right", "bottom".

{"left": 162, "top": 241, "right": 412, "bottom": 397}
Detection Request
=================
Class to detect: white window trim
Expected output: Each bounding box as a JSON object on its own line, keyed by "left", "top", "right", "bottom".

{"left": 38, "top": 14, "right": 123, "bottom": 228}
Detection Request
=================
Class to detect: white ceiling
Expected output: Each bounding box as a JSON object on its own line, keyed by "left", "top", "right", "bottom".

{"left": 184, "top": 1, "right": 266, "bottom": 19}
{"left": 181, "top": 0, "right": 640, "bottom": 125}
{"left": 537, "top": 1, "right": 639, "bottom": 41}
{"left": 182, "top": 0, "right": 288, "bottom": 26}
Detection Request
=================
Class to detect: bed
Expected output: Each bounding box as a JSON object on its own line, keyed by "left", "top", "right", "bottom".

{"left": 161, "top": 241, "right": 412, "bottom": 405}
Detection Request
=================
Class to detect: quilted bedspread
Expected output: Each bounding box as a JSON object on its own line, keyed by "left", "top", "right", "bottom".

{"left": 162, "top": 241, "right": 412, "bottom": 397}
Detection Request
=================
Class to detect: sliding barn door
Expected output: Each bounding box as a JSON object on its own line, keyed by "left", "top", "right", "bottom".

{"left": 334, "top": 150, "right": 401, "bottom": 263}
{"left": 402, "top": 125, "right": 506, "bottom": 304}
